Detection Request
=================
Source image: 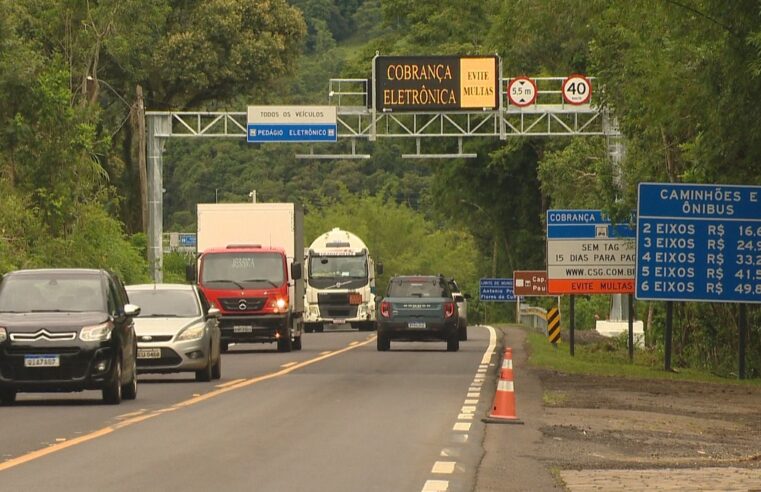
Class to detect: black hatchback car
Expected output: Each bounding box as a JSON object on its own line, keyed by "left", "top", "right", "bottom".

{"left": 376, "top": 275, "right": 459, "bottom": 352}
{"left": 0, "top": 268, "right": 140, "bottom": 405}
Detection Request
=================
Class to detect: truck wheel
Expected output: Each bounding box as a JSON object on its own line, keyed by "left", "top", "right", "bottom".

{"left": 377, "top": 333, "right": 390, "bottom": 351}
{"left": 221, "top": 341, "right": 229, "bottom": 353}
{"left": 358, "top": 322, "right": 375, "bottom": 332}
{"left": 447, "top": 332, "right": 460, "bottom": 352}
{"left": 277, "top": 335, "right": 293, "bottom": 352}
{"left": 315, "top": 324, "right": 324, "bottom": 333}
{"left": 0, "top": 388, "right": 17, "bottom": 405}
{"left": 292, "top": 336, "right": 302, "bottom": 351}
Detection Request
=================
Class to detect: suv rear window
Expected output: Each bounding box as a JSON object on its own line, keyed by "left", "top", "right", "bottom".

{"left": 387, "top": 277, "right": 449, "bottom": 298}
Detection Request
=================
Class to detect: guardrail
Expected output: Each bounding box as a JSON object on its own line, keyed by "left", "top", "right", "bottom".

{"left": 519, "top": 305, "right": 548, "bottom": 333}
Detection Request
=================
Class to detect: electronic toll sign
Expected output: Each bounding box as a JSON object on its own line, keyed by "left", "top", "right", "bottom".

{"left": 636, "top": 183, "right": 761, "bottom": 303}
{"left": 374, "top": 55, "right": 499, "bottom": 112}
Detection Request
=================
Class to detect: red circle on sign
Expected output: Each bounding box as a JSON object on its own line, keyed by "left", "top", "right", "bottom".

{"left": 562, "top": 74, "right": 592, "bottom": 105}
{"left": 507, "top": 76, "right": 538, "bottom": 107}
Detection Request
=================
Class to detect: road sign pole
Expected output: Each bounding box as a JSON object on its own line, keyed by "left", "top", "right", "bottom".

{"left": 664, "top": 301, "right": 673, "bottom": 371}
{"left": 739, "top": 304, "right": 747, "bottom": 380}
{"left": 569, "top": 295, "right": 575, "bottom": 357}
{"left": 628, "top": 294, "right": 634, "bottom": 362}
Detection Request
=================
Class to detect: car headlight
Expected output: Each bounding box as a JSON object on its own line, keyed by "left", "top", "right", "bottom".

{"left": 176, "top": 323, "right": 205, "bottom": 342}
{"left": 80, "top": 321, "right": 113, "bottom": 342}
{"left": 0, "top": 327, "right": 7, "bottom": 343}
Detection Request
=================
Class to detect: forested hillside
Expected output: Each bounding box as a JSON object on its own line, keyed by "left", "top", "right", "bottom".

{"left": 1, "top": 0, "right": 760, "bottom": 376}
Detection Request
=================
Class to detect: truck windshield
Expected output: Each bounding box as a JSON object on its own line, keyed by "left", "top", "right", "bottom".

{"left": 308, "top": 255, "right": 368, "bottom": 289}
{"left": 201, "top": 252, "right": 285, "bottom": 288}
{"left": 0, "top": 274, "right": 106, "bottom": 313}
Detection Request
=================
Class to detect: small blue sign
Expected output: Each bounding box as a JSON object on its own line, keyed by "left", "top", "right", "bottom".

{"left": 547, "top": 209, "right": 636, "bottom": 239}
{"left": 247, "top": 124, "right": 337, "bottom": 143}
{"left": 636, "top": 183, "right": 761, "bottom": 303}
{"left": 479, "top": 278, "right": 517, "bottom": 302}
{"left": 179, "top": 233, "right": 196, "bottom": 247}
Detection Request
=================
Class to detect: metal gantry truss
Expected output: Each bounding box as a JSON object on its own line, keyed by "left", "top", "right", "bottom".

{"left": 145, "top": 76, "right": 621, "bottom": 281}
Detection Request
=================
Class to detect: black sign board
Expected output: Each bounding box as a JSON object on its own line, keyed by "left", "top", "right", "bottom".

{"left": 374, "top": 56, "right": 499, "bottom": 112}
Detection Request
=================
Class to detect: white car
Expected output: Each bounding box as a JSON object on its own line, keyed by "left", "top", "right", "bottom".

{"left": 448, "top": 279, "right": 470, "bottom": 341}
{"left": 126, "top": 284, "right": 222, "bottom": 382}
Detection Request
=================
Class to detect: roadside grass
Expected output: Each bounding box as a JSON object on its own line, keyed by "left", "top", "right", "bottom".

{"left": 523, "top": 329, "right": 761, "bottom": 387}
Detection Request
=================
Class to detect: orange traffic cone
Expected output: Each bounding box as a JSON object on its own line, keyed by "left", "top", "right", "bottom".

{"left": 483, "top": 347, "right": 523, "bottom": 424}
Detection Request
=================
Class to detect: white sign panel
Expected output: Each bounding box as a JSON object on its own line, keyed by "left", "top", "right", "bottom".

{"left": 247, "top": 106, "right": 337, "bottom": 143}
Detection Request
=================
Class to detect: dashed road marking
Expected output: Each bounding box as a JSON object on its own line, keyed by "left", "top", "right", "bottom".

{"left": 422, "top": 479, "right": 449, "bottom": 491}
{"left": 432, "top": 461, "right": 456, "bottom": 474}
{"left": 453, "top": 422, "right": 471, "bottom": 432}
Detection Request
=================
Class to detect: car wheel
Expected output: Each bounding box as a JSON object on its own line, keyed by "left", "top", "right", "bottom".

{"left": 102, "top": 357, "right": 123, "bottom": 404}
{"left": 292, "top": 336, "right": 302, "bottom": 351}
{"left": 277, "top": 334, "right": 293, "bottom": 353}
{"left": 377, "top": 332, "right": 390, "bottom": 351}
{"left": 447, "top": 332, "right": 460, "bottom": 352}
{"left": 0, "top": 388, "right": 17, "bottom": 405}
{"left": 458, "top": 323, "right": 468, "bottom": 341}
{"left": 196, "top": 349, "right": 213, "bottom": 382}
{"left": 211, "top": 352, "right": 222, "bottom": 380}
{"left": 122, "top": 354, "right": 138, "bottom": 400}
{"left": 220, "top": 341, "right": 229, "bottom": 353}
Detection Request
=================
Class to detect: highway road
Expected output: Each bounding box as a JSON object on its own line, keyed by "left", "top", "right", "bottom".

{"left": 0, "top": 326, "right": 500, "bottom": 491}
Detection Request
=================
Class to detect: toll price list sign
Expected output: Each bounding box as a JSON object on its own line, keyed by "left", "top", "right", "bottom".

{"left": 636, "top": 183, "right": 761, "bottom": 303}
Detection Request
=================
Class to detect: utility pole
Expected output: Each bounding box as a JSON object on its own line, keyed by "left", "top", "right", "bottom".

{"left": 136, "top": 85, "right": 148, "bottom": 232}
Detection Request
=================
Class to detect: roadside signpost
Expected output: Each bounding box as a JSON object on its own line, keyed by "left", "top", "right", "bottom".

{"left": 513, "top": 270, "right": 549, "bottom": 296}
{"left": 546, "top": 210, "right": 636, "bottom": 295}
{"left": 479, "top": 278, "right": 516, "bottom": 301}
{"left": 507, "top": 76, "right": 538, "bottom": 107}
{"left": 547, "top": 209, "right": 636, "bottom": 356}
{"left": 561, "top": 74, "right": 592, "bottom": 105}
{"left": 636, "top": 182, "right": 761, "bottom": 378}
{"left": 179, "top": 233, "right": 196, "bottom": 248}
{"left": 247, "top": 106, "right": 337, "bottom": 143}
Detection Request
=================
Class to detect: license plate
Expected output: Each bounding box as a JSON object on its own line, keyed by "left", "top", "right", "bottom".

{"left": 407, "top": 321, "right": 426, "bottom": 329}
{"left": 332, "top": 319, "right": 345, "bottom": 324}
{"left": 233, "top": 325, "right": 253, "bottom": 333}
{"left": 137, "top": 348, "right": 162, "bottom": 359}
{"left": 24, "top": 355, "right": 60, "bottom": 367}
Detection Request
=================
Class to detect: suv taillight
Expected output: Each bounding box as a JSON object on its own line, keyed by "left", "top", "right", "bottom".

{"left": 444, "top": 302, "right": 455, "bottom": 319}
{"left": 380, "top": 301, "right": 391, "bottom": 318}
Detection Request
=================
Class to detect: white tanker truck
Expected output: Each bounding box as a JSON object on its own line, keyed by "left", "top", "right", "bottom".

{"left": 303, "top": 228, "right": 382, "bottom": 332}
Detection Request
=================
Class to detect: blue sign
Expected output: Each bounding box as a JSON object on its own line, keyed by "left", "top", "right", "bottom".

{"left": 479, "top": 278, "right": 517, "bottom": 302}
{"left": 636, "top": 183, "right": 761, "bottom": 303}
{"left": 179, "top": 233, "right": 197, "bottom": 247}
{"left": 547, "top": 209, "right": 636, "bottom": 239}
{"left": 247, "top": 124, "right": 337, "bottom": 143}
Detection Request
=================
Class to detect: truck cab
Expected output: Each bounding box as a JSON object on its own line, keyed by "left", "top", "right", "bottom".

{"left": 303, "top": 228, "right": 381, "bottom": 332}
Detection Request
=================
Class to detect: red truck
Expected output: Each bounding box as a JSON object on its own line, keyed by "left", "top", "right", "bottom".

{"left": 188, "top": 203, "right": 305, "bottom": 352}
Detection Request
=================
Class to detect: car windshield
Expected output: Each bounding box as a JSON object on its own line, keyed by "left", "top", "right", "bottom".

{"left": 127, "top": 289, "right": 200, "bottom": 317}
{"left": 387, "top": 278, "right": 448, "bottom": 298}
{"left": 201, "top": 252, "right": 285, "bottom": 287}
{"left": 0, "top": 274, "right": 106, "bottom": 313}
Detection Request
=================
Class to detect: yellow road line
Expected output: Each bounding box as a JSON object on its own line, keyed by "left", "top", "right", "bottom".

{"left": 215, "top": 378, "right": 246, "bottom": 388}
{"left": 280, "top": 362, "right": 298, "bottom": 368}
{"left": 0, "top": 337, "right": 375, "bottom": 472}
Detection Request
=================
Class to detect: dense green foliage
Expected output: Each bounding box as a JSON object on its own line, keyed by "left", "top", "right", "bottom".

{"left": 1, "top": 0, "right": 759, "bottom": 376}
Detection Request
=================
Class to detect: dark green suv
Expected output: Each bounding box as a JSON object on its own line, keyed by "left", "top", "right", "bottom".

{"left": 376, "top": 275, "right": 459, "bottom": 352}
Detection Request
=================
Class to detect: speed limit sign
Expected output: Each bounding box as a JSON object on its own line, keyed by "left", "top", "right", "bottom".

{"left": 562, "top": 74, "right": 592, "bottom": 105}
{"left": 507, "top": 76, "right": 537, "bottom": 107}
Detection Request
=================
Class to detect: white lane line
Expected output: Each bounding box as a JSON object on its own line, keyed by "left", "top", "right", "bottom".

{"left": 461, "top": 406, "right": 476, "bottom": 413}
{"left": 280, "top": 362, "right": 298, "bottom": 368}
{"left": 467, "top": 392, "right": 479, "bottom": 398}
{"left": 422, "top": 479, "right": 449, "bottom": 491}
{"left": 432, "top": 461, "right": 456, "bottom": 474}
{"left": 451, "top": 434, "right": 468, "bottom": 443}
{"left": 453, "top": 422, "right": 471, "bottom": 431}
{"left": 457, "top": 413, "right": 474, "bottom": 420}
{"left": 464, "top": 399, "right": 478, "bottom": 405}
